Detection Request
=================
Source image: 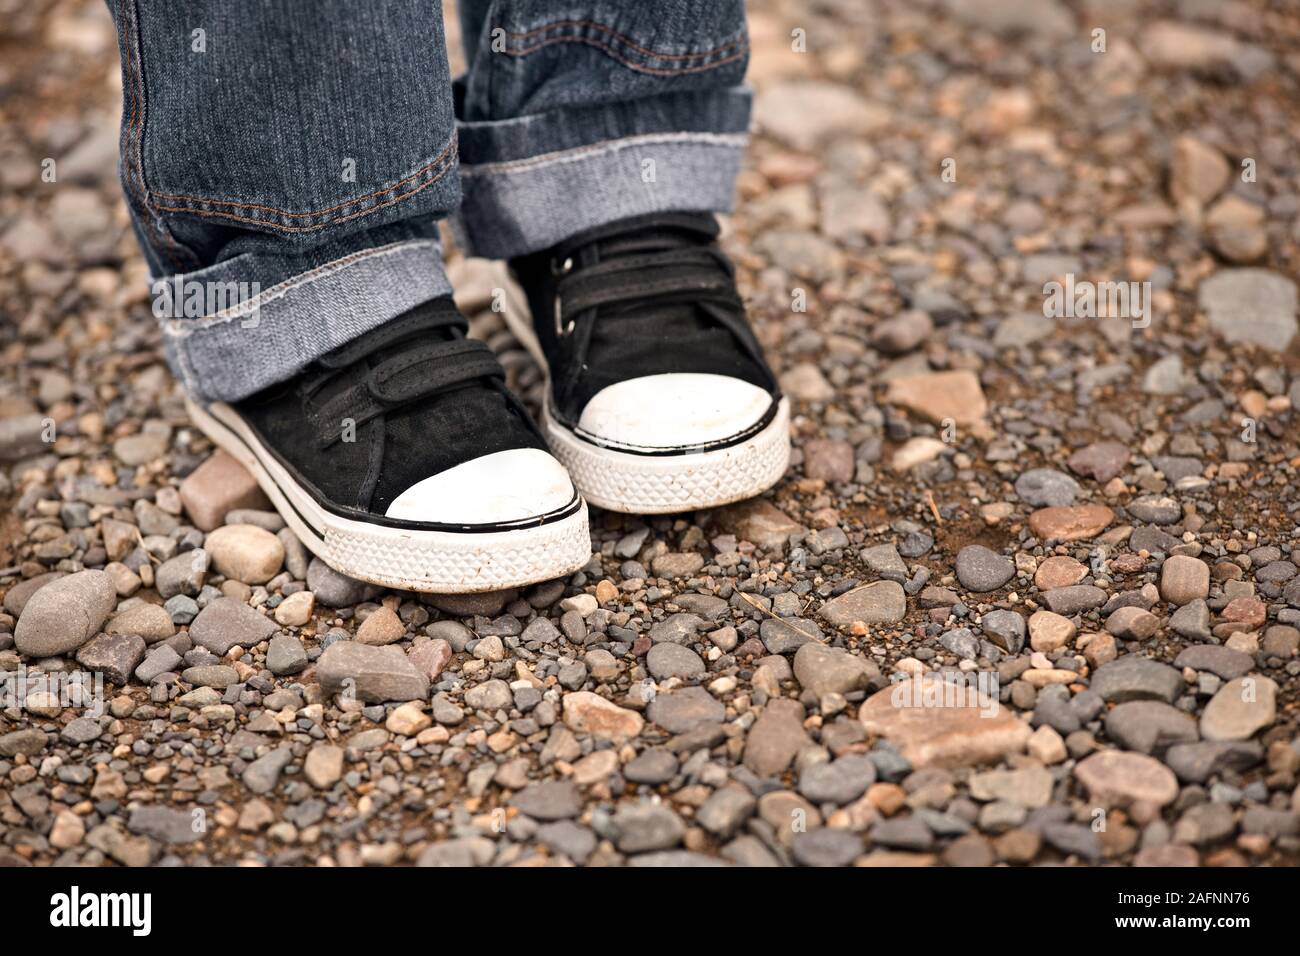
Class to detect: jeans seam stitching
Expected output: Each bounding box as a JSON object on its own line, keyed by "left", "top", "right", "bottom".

{"left": 150, "top": 134, "right": 458, "bottom": 222}
{"left": 171, "top": 331, "right": 202, "bottom": 397}
{"left": 502, "top": 34, "right": 747, "bottom": 76}
{"left": 503, "top": 19, "right": 746, "bottom": 63}
{"left": 152, "top": 150, "right": 455, "bottom": 232}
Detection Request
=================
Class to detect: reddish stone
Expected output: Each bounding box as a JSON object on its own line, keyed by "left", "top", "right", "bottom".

{"left": 1222, "top": 596, "right": 1266, "bottom": 630}
{"left": 1028, "top": 504, "right": 1115, "bottom": 542}
{"left": 858, "top": 674, "right": 1032, "bottom": 768}
{"left": 1110, "top": 553, "right": 1145, "bottom": 574}
{"left": 885, "top": 370, "right": 988, "bottom": 426}
{"left": 802, "top": 439, "right": 855, "bottom": 483}
{"left": 408, "top": 638, "right": 453, "bottom": 681}
{"left": 717, "top": 499, "right": 804, "bottom": 551}
{"left": 179, "top": 450, "right": 270, "bottom": 532}
{"left": 1034, "top": 556, "right": 1087, "bottom": 590}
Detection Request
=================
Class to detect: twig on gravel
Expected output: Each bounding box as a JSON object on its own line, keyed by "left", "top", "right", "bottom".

{"left": 735, "top": 591, "right": 826, "bottom": 643}
{"left": 925, "top": 490, "right": 943, "bottom": 525}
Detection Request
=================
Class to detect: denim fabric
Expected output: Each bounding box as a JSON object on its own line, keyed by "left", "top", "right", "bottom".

{"left": 109, "top": 0, "right": 749, "bottom": 401}
{"left": 453, "top": 1, "right": 751, "bottom": 257}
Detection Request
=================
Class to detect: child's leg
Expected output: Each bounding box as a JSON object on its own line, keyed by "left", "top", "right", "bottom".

{"left": 108, "top": 0, "right": 461, "bottom": 402}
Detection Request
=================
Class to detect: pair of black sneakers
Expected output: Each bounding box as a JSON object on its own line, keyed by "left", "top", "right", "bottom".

{"left": 186, "top": 212, "right": 790, "bottom": 592}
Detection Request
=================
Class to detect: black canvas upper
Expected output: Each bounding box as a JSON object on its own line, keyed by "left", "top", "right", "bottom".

{"left": 509, "top": 212, "right": 779, "bottom": 428}
{"left": 232, "top": 297, "right": 548, "bottom": 520}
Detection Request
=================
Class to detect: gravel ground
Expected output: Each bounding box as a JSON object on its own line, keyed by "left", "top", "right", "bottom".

{"left": 1, "top": 0, "right": 1299, "bottom": 868}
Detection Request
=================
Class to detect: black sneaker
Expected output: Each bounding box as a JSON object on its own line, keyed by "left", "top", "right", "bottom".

{"left": 501, "top": 212, "right": 790, "bottom": 514}
{"left": 184, "top": 297, "right": 591, "bottom": 592}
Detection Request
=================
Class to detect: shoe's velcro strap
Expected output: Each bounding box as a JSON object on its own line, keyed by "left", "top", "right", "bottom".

{"left": 370, "top": 340, "right": 502, "bottom": 403}
{"left": 313, "top": 339, "right": 503, "bottom": 445}
{"left": 559, "top": 248, "right": 740, "bottom": 321}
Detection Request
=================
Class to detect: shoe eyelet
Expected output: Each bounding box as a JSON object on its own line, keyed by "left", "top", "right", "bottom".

{"left": 554, "top": 295, "right": 575, "bottom": 337}
{"left": 551, "top": 257, "right": 575, "bottom": 336}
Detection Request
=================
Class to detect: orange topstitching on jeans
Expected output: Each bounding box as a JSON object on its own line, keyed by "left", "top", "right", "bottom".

{"left": 504, "top": 19, "right": 747, "bottom": 62}
{"left": 501, "top": 20, "right": 748, "bottom": 76}
{"left": 150, "top": 136, "right": 458, "bottom": 223}
{"left": 152, "top": 154, "right": 454, "bottom": 233}
{"left": 503, "top": 37, "right": 747, "bottom": 77}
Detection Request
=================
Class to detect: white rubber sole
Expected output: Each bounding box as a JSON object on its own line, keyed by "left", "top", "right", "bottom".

{"left": 185, "top": 398, "right": 592, "bottom": 593}
{"left": 494, "top": 264, "right": 792, "bottom": 514}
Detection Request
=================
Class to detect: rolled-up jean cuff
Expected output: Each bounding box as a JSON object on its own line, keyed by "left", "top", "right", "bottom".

{"left": 453, "top": 88, "right": 751, "bottom": 259}
{"left": 157, "top": 238, "right": 451, "bottom": 403}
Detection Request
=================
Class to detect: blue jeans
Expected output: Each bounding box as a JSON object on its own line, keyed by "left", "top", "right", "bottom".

{"left": 108, "top": 0, "right": 751, "bottom": 403}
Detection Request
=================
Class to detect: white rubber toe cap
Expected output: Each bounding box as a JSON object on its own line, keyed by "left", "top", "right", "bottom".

{"left": 574, "top": 373, "right": 775, "bottom": 452}
{"left": 385, "top": 448, "right": 576, "bottom": 525}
